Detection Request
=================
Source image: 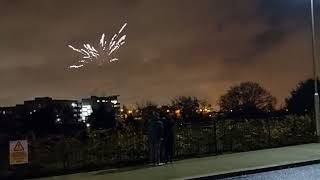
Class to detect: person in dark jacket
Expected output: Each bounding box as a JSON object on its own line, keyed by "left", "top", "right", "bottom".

{"left": 148, "top": 112, "right": 164, "bottom": 166}
{"left": 161, "top": 112, "right": 175, "bottom": 163}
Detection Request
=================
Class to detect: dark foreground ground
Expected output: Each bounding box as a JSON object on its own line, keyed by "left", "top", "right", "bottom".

{"left": 31, "top": 143, "right": 320, "bottom": 180}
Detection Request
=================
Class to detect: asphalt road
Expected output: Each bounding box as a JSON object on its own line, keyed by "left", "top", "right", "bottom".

{"left": 225, "top": 164, "right": 320, "bottom": 180}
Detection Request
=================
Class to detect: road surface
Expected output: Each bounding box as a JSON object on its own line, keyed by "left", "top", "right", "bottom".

{"left": 225, "top": 164, "right": 320, "bottom": 180}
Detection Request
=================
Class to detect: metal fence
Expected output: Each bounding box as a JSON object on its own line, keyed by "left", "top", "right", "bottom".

{"left": 0, "top": 114, "right": 316, "bottom": 179}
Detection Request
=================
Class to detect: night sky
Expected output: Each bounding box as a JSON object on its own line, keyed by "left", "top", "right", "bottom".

{"left": 0, "top": 0, "right": 317, "bottom": 107}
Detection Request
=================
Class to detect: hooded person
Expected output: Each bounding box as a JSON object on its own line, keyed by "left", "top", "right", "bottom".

{"left": 148, "top": 111, "right": 164, "bottom": 165}
{"left": 161, "top": 112, "right": 175, "bottom": 163}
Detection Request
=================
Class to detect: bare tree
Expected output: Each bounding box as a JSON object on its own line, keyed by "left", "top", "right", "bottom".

{"left": 285, "top": 79, "right": 318, "bottom": 115}
{"left": 171, "top": 96, "right": 210, "bottom": 123}
{"left": 219, "top": 82, "right": 276, "bottom": 118}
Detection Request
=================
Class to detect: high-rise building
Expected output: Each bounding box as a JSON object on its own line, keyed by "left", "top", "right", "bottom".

{"left": 24, "top": 97, "right": 81, "bottom": 123}
{"left": 80, "top": 95, "right": 120, "bottom": 122}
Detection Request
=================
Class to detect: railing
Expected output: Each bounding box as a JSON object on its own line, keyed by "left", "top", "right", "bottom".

{"left": 0, "top": 114, "right": 316, "bottom": 178}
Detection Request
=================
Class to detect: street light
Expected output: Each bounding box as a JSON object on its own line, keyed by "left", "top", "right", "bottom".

{"left": 310, "top": 0, "right": 320, "bottom": 142}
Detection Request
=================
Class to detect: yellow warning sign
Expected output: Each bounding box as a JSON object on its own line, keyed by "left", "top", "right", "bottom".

{"left": 10, "top": 140, "right": 28, "bottom": 165}
{"left": 13, "top": 141, "right": 24, "bottom": 151}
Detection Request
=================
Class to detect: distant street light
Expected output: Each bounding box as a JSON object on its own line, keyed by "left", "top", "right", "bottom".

{"left": 310, "top": 0, "right": 320, "bottom": 142}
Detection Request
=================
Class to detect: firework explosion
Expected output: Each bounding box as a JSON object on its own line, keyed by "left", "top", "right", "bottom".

{"left": 68, "top": 23, "right": 127, "bottom": 69}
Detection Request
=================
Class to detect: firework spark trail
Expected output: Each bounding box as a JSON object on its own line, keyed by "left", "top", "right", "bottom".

{"left": 69, "top": 65, "right": 84, "bottom": 69}
{"left": 118, "top": 23, "right": 127, "bottom": 34}
{"left": 110, "top": 58, "right": 118, "bottom": 62}
{"left": 68, "top": 23, "right": 127, "bottom": 69}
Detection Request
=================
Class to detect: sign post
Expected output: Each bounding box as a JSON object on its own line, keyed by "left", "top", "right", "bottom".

{"left": 9, "top": 140, "right": 28, "bottom": 165}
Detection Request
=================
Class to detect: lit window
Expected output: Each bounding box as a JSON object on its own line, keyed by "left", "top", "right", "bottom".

{"left": 86, "top": 123, "right": 90, "bottom": 128}
{"left": 71, "top": 102, "right": 77, "bottom": 107}
{"left": 111, "top": 100, "right": 118, "bottom": 104}
{"left": 2, "top": 111, "right": 5, "bottom": 115}
{"left": 97, "top": 100, "right": 100, "bottom": 103}
{"left": 102, "top": 100, "right": 106, "bottom": 102}
{"left": 33, "top": 110, "right": 36, "bottom": 112}
{"left": 166, "top": 110, "right": 170, "bottom": 113}
{"left": 30, "top": 112, "right": 32, "bottom": 115}
{"left": 81, "top": 105, "right": 92, "bottom": 120}
{"left": 56, "top": 118, "right": 61, "bottom": 123}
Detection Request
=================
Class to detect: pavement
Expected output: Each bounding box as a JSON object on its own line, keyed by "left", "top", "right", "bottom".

{"left": 34, "top": 143, "right": 320, "bottom": 180}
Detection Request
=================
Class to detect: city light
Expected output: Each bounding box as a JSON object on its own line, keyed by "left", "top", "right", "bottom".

{"left": 81, "top": 104, "right": 93, "bottom": 121}
{"left": 86, "top": 123, "right": 90, "bottom": 128}
{"left": 71, "top": 102, "right": 77, "bottom": 107}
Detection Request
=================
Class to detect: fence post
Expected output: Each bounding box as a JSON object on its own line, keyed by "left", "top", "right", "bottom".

{"left": 213, "top": 117, "right": 217, "bottom": 154}
{"left": 267, "top": 117, "right": 271, "bottom": 147}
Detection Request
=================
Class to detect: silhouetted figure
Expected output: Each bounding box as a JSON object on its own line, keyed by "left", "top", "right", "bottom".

{"left": 148, "top": 112, "right": 164, "bottom": 166}
{"left": 161, "top": 114, "right": 175, "bottom": 163}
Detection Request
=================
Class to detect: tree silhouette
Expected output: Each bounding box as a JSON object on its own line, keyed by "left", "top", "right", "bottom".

{"left": 88, "top": 105, "right": 116, "bottom": 130}
{"left": 171, "top": 96, "right": 206, "bottom": 123}
{"left": 285, "top": 79, "right": 319, "bottom": 115}
{"left": 219, "top": 82, "right": 276, "bottom": 118}
{"left": 137, "top": 101, "right": 159, "bottom": 132}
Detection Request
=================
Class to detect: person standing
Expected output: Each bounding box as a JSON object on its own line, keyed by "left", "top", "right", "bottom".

{"left": 162, "top": 113, "right": 175, "bottom": 163}
{"left": 148, "top": 112, "right": 164, "bottom": 166}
